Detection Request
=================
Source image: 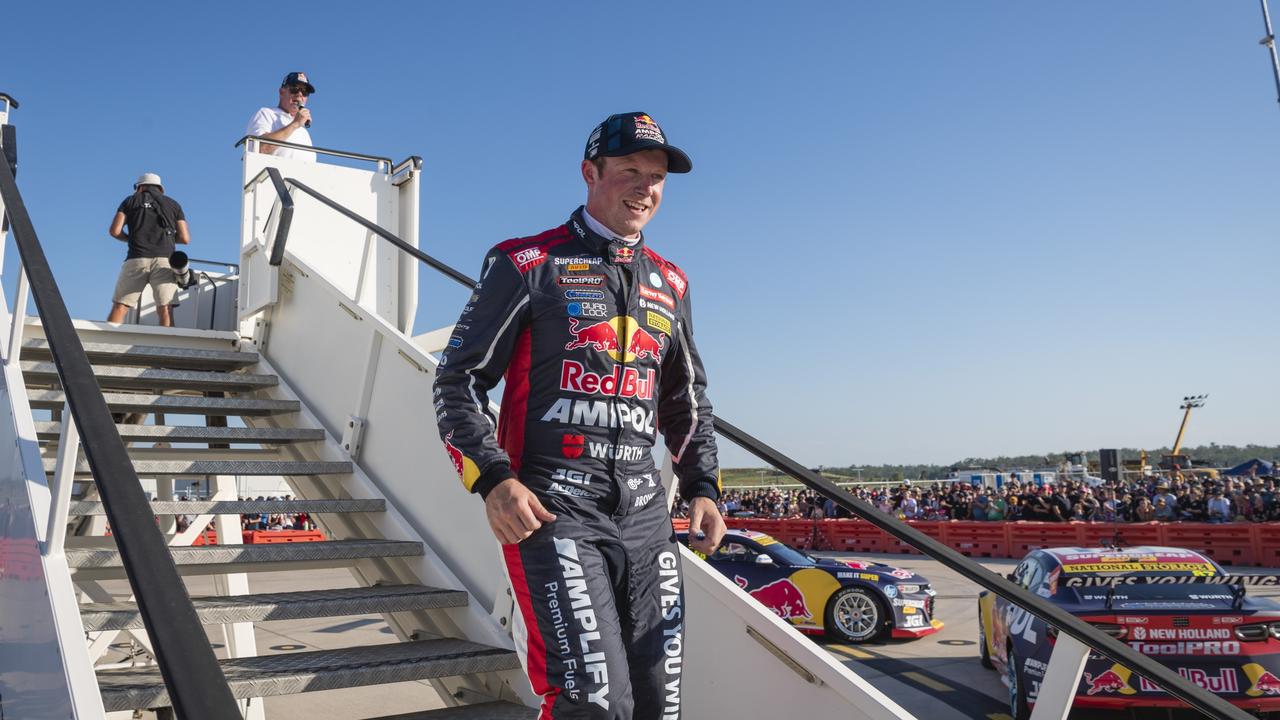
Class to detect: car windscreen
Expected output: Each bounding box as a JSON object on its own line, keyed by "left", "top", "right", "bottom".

{"left": 761, "top": 541, "right": 815, "bottom": 567}
{"left": 1069, "top": 581, "right": 1238, "bottom": 609}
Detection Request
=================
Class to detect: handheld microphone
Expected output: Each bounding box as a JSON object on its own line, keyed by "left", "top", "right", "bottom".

{"left": 295, "top": 101, "right": 311, "bottom": 129}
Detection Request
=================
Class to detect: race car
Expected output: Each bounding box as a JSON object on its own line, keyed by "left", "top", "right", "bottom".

{"left": 978, "top": 545, "right": 1280, "bottom": 719}
{"left": 679, "top": 528, "right": 941, "bottom": 642}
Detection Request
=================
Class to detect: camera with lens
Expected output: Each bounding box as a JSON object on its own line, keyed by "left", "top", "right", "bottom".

{"left": 168, "top": 251, "right": 198, "bottom": 289}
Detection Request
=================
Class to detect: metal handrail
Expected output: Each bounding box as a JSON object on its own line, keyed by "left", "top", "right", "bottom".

{"left": 258, "top": 177, "right": 1247, "bottom": 719}
{"left": 0, "top": 132, "right": 241, "bottom": 718}
{"left": 234, "top": 134, "right": 395, "bottom": 168}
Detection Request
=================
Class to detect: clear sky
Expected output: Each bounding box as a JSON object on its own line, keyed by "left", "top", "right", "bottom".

{"left": 2, "top": 3, "right": 1276, "bottom": 468}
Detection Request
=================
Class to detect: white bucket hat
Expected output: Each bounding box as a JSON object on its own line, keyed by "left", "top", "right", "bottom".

{"left": 133, "top": 172, "right": 163, "bottom": 191}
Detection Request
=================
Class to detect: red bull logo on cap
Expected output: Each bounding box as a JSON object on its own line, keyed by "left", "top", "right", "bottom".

{"left": 566, "top": 316, "right": 666, "bottom": 363}
{"left": 734, "top": 576, "right": 813, "bottom": 621}
{"left": 1083, "top": 664, "right": 1137, "bottom": 696}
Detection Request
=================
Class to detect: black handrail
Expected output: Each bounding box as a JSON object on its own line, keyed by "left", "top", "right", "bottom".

{"left": 266, "top": 168, "right": 294, "bottom": 267}
{"left": 259, "top": 174, "right": 1246, "bottom": 720}
{"left": 234, "top": 134, "right": 394, "bottom": 167}
{"left": 0, "top": 130, "right": 241, "bottom": 718}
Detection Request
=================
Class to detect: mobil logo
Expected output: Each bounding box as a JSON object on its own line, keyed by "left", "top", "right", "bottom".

{"left": 1082, "top": 664, "right": 1136, "bottom": 696}
{"left": 1244, "top": 663, "right": 1280, "bottom": 697}
{"left": 562, "top": 433, "right": 585, "bottom": 459}
{"left": 734, "top": 576, "right": 813, "bottom": 621}
{"left": 566, "top": 316, "right": 666, "bottom": 362}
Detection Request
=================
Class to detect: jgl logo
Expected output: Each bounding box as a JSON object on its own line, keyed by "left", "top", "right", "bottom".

{"left": 551, "top": 468, "right": 592, "bottom": 486}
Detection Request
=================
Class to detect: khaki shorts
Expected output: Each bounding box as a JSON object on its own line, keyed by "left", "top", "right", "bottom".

{"left": 113, "top": 256, "right": 178, "bottom": 308}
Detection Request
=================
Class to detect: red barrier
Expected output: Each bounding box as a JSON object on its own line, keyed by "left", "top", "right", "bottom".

{"left": 1078, "top": 522, "right": 1163, "bottom": 548}
{"left": 244, "top": 530, "right": 326, "bottom": 544}
{"left": 944, "top": 521, "right": 1010, "bottom": 558}
{"left": 1164, "top": 524, "right": 1256, "bottom": 566}
{"left": 1008, "top": 522, "right": 1084, "bottom": 556}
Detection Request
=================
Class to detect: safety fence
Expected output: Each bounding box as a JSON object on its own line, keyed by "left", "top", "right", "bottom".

{"left": 708, "top": 518, "right": 1280, "bottom": 567}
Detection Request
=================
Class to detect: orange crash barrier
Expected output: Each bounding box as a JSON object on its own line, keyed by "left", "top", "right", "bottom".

{"left": 191, "top": 529, "right": 326, "bottom": 545}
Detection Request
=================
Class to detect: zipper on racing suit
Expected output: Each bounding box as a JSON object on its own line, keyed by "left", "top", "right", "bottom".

{"left": 610, "top": 261, "right": 634, "bottom": 519}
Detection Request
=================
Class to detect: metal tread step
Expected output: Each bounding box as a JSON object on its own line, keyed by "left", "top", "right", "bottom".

{"left": 68, "top": 498, "right": 385, "bottom": 516}
{"left": 21, "top": 360, "right": 277, "bottom": 392}
{"left": 95, "top": 638, "right": 521, "bottom": 711}
{"left": 361, "top": 703, "right": 536, "bottom": 720}
{"left": 21, "top": 338, "right": 258, "bottom": 369}
{"left": 33, "top": 421, "right": 325, "bottom": 444}
{"left": 27, "top": 389, "right": 299, "bottom": 416}
{"left": 42, "top": 456, "right": 353, "bottom": 476}
{"left": 80, "top": 584, "right": 468, "bottom": 631}
{"left": 66, "top": 538, "right": 423, "bottom": 569}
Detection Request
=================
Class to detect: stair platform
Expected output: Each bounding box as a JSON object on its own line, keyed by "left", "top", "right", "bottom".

{"left": 21, "top": 338, "right": 259, "bottom": 370}
{"left": 81, "top": 584, "right": 468, "bottom": 631}
{"left": 33, "top": 421, "right": 325, "bottom": 444}
{"left": 28, "top": 390, "right": 299, "bottom": 416}
{"left": 66, "top": 538, "right": 423, "bottom": 570}
{"left": 95, "top": 639, "right": 521, "bottom": 712}
{"left": 68, "top": 498, "right": 386, "bottom": 516}
{"left": 43, "top": 456, "right": 353, "bottom": 476}
{"left": 21, "top": 361, "right": 277, "bottom": 392}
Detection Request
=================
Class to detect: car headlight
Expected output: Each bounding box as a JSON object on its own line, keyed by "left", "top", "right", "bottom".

{"left": 896, "top": 584, "right": 921, "bottom": 594}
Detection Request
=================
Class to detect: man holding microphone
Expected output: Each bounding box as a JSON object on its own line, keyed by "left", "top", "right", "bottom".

{"left": 246, "top": 71, "right": 316, "bottom": 162}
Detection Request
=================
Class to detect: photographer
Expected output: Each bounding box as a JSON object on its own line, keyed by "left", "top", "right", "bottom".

{"left": 107, "top": 173, "right": 190, "bottom": 327}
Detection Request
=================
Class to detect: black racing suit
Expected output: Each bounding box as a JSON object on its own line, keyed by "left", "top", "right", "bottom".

{"left": 433, "top": 207, "right": 720, "bottom": 719}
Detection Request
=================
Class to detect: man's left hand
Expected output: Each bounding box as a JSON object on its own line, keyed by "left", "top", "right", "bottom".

{"left": 686, "top": 496, "right": 726, "bottom": 555}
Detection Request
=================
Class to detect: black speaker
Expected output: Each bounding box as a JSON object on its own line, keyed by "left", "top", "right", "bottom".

{"left": 1100, "top": 448, "right": 1121, "bottom": 483}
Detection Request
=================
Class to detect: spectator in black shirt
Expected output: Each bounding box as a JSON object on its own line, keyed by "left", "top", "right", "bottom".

{"left": 107, "top": 173, "right": 190, "bottom": 327}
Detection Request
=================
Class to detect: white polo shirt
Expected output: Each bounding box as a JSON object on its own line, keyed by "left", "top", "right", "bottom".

{"left": 246, "top": 107, "right": 316, "bottom": 163}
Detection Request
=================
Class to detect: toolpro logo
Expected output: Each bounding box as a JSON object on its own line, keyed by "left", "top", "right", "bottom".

{"left": 565, "top": 317, "right": 666, "bottom": 362}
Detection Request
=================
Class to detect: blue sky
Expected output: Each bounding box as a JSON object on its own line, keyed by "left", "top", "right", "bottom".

{"left": 2, "top": 3, "right": 1277, "bottom": 467}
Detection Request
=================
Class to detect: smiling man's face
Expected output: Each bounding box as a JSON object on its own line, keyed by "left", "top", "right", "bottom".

{"left": 582, "top": 149, "right": 668, "bottom": 238}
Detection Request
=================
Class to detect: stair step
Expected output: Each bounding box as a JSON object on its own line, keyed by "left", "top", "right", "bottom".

{"left": 362, "top": 703, "right": 537, "bottom": 720}
{"left": 43, "top": 457, "right": 352, "bottom": 476}
{"left": 21, "top": 361, "right": 277, "bottom": 392}
{"left": 27, "top": 390, "right": 299, "bottom": 416}
{"left": 95, "top": 639, "right": 521, "bottom": 712}
{"left": 33, "top": 421, "right": 325, "bottom": 444}
{"left": 69, "top": 498, "right": 386, "bottom": 516}
{"left": 81, "top": 584, "right": 468, "bottom": 631}
{"left": 21, "top": 338, "right": 258, "bottom": 370}
{"left": 66, "top": 539, "right": 423, "bottom": 569}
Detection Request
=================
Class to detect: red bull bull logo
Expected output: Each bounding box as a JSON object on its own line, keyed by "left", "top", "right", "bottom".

{"left": 1083, "top": 664, "right": 1136, "bottom": 696}
{"left": 1244, "top": 663, "right": 1280, "bottom": 697}
{"left": 734, "top": 576, "right": 813, "bottom": 621}
{"left": 566, "top": 317, "right": 666, "bottom": 363}
{"left": 565, "top": 318, "right": 621, "bottom": 353}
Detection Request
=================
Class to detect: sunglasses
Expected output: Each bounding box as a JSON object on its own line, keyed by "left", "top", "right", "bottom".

{"left": 286, "top": 86, "right": 310, "bottom": 95}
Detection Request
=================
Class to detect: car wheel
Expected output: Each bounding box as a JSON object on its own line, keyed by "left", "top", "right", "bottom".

{"left": 825, "top": 587, "right": 887, "bottom": 643}
{"left": 978, "top": 609, "right": 994, "bottom": 669}
{"left": 1007, "top": 643, "right": 1031, "bottom": 720}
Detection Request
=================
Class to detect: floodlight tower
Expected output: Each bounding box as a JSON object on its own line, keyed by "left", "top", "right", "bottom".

{"left": 1171, "top": 394, "right": 1208, "bottom": 457}
{"left": 1260, "top": 1, "right": 1280, "bottom": 110}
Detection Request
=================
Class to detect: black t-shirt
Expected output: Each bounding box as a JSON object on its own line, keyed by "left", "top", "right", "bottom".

{"left": 117, "top": 191, "right": 185, "bottom": 259}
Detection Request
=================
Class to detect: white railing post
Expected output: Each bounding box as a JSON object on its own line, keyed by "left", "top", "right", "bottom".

{"left": 44, "top": 400, "right": 81, "bottom": 556}
{"left": 1029, "top": 632, "right": 1090, "bottom": 720}
{"left": 6, "top": 265, "right": 29, "bottom": 365}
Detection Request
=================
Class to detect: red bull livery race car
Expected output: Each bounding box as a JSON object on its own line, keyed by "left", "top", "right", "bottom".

{"left": 679, "top": 528, "right": 941, "bottom": 643}
{"left": 978, "top": 545, "right": 1280, "bottom": 719}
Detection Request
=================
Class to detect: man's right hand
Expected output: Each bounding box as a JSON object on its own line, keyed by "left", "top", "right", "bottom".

{"left": 485, "top": 478, "right": 557, "bottom": 545}
{"left": 292, "top": 107, "right": 312, "bottom": 128}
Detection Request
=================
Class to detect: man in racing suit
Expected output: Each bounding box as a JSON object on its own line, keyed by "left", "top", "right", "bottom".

{"left": 433, "top": 111, "right": 725, "bottom": 719}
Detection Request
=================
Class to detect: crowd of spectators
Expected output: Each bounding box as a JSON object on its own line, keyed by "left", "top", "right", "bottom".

{"left": 674, "top": 473, "right": 1280, "bottom": 524}
{"left": 170, "top": 495, "right": 317, "bottom": 534}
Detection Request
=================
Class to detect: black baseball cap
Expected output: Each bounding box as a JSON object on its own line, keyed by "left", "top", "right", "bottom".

{"left": 281, "top": 72, "right": 316, "bottom": 94}
{"left": 584, "top": 112, "right": 692, "bottom": 174}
